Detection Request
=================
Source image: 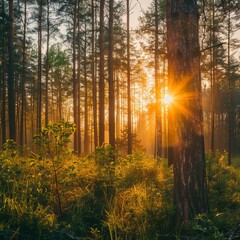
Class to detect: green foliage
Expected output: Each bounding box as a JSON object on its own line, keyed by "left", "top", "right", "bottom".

{"left": 0, "top": 130, "right": 239, "bottom": 239}
{"left": 206, "top": 152, "right": 240, "bottom": 234}
{"left": 191, "top": 214, "right": 225, "bottom": 240}
{"left": 116, "top": 127, "right": 144, "bottom": 156}
{"left": 33, "top": 120, "right": 75, "bottom": 158}
{"left": 94, "top": 144, "right": 116, "bottom": 183}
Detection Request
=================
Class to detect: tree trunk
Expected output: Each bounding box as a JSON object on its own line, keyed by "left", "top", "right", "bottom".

{"left": 116, "top": 71, "right": 120, "bottom": 139}
{"left": 84, "top": 22, "right": 89, "bottom": 154}
{"left": 8, "top": 0, "right": 16, "bottom": 141}
{"left": 99, "top": 0, "right": 105, "bottom": 146}
{"left": 210, "top": 0, "right": 216, "bottom": 155}
{"left": 91, "top": 0, "right": 98, "bottom": 149}
{"left": 37, "top": 0, "right": 43, "bottom": 133}
{"left": 154, "top": 0, "right": 162, "bottom": 158}
{"left": 45, "top": 0, "right": 50, "bottom": 126}
{"left": 127, "top": 0, "right": 132, "bottom": 154}
{"left": 77, "top": 0, "right": 81, "bottom": 155}
{"left": 227, "top": 0, "right": 232, "bottom": 166}
{"left": 166, "top": 0, "right": 208, "bottom": 228}
{"left": 20, "top": 0, "right": 27, "bottom": 149}
{"left": 72, "top": 0, "right": 78, "bottom": 152}
{"left": 108, "top": 0, "right": 115, "bottom": 148}
{"left": 1, "top": 0, "right": 6, "bottom": 146}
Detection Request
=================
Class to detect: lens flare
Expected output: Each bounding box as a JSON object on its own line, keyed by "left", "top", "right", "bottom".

{"left": 162, "top": 94, "right": 173, "bottom": 105}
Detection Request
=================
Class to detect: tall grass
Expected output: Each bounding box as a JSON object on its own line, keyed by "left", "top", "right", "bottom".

{"left": 0, "top": 125, "right": 239, "bottom": 239}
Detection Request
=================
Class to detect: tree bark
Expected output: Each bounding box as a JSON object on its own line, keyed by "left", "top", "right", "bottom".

{"left": 84, "top": 21, "right": 89, "bottom": 154}
{"left": 77, "top": 0, "right": 82, "bottom": 155}
{"left": 37, "top": 0, "right": 43, "bottom": 133}
{"left": 1, "top": 0, "right": 6, "bottom": 146}
{"left": 210, "top": 0, "right": 216, "bottom": 155}
{"left": 127, "top": 0, "right": 132, "bottom": 154}
{"left": 20, "top": 0, "right": 27, "bottom": 149}
{"left": 166, "top": 0, "right": 208, "bottom": 228}
{"left": 8, "top": 0, "right": 16, "bottom": 141}
{"left": 72, "top": 0, "right": 78, "bottom": 152}
{"left": 99, "top": 0, "right": 105, "bottom": 146}
{"left": 227, "top": 0, "right": 232, "bottom": 166}
{"left": 154, "top": 0, "right": 162, "bottom": 158}
{"left": 45, "top": 0, "right": 50, "bottom": 126}
{"left": 108, "top": 0, "right": 115, "bottom": 148}
{"left": 91, "top": 0, "right": 98, "bottom": 149}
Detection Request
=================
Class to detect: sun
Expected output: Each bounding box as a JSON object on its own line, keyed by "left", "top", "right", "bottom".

{"left": 162, "top": 93, "right": 173, "bottom": 105}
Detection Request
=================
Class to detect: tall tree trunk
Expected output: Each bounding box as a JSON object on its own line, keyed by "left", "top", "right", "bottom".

{"left": 45, "top": 0, "right": 50, "bottom": 126}
{"left": 127, "top": 0, "right": 132, "bottom": 154}
{"left": 99, "top": 0, "right": 105, "bottom": 145}
{"left": 210, "top": 0, "right": 216, "bottom": 155}
{"left": 20, "top": 0, "right": 27, "bottom": 149}
{"left": 116, "top": 71, "right": 120, "bottom": 139}
{"left": 37, "top": 0, "right": 43, "bottom": 133}
{"left": 227, "top": 0, "right": 232, "bottom": 166}
{"left": 108, "top": 0, "right": 115, "bottom": 148}
{"left": 73, "top": 0, "right": 78, "bottom": 152}
{"left": 91, "top": 0, "right": 98, "bottom": 149}
{"left": 84, "top": 22, "right": 89, "bottom": 154}
{"left": 77, "top": 0, "right": 81, "bottom": 155}
{"left": 166, "top": 0, "right": 208, "bottom": 228}
{"left": 1, "top": 0, "right": 6, "bottom": 146}
{"left": 8, "top": 0, "right": 16, "bottom": 141}
{"left": 154, "top": 0, "right": 162, "bottom": 158}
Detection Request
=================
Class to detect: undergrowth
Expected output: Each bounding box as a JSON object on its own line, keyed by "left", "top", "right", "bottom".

{"left": 0, "top": 121, "right": 239, "bottom": 239}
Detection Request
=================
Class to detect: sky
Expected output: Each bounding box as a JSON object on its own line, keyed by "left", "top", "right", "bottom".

{"left": 129, "top": 0, "right": 152, "bottom": 29}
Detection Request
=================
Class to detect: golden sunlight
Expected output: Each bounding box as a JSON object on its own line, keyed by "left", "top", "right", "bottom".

{"left": 162, "top": 93, "right": 173, "bottom": 105}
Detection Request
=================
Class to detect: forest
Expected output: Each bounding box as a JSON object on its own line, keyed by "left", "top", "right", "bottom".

{"left": 0, "top": 0, "right": 240, "bottom": 239}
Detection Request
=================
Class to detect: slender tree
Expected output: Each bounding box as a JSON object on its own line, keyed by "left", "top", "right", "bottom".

{"left": 127, "top": 0, "right": 132, "bottom": 154}
{"left": 154, "top": 0, "right": 162, "bottom": 158}
{"left": 99, "top": 0, "right": 105, "bottom": 145}
{"left": 8, "top": 0, "right": 16, "bottom": 141}
{"left": 91, "top": 0, "right": 98, "bottom": 149}
{"left": 37, "top": 0, "right": 43, "bottom": 133}
{"left": 20, "top": 0, "right": 27, "bottom": 148}
{"left": 45, "top": 0, "right": 50, "bottom": 126}
{"left": 84, "top": 21, "right": 89, "bottom": 154}
{"left": 72, "top": 0, "right": 78, "bottom": 152}
{"left": 166, "top": 0, "right": 208, "bottom": 227}
{"left": 108, "top": 0, "right": 115, "bottom": 148}
{"left": 77, "top": 0, "right": 82, "bottom": 155}
{"left": 210, "top": 0, "right": 216, "bottom": 155}
{"left": 227, "top": 0, "right": 232, "bottom": 165}
{"left": 1, "top": 0, "right": 7, "bottom": 146}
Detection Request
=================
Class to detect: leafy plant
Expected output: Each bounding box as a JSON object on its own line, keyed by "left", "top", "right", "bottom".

{"left": 33, "top": 120, "right": 75, "bottom": 216}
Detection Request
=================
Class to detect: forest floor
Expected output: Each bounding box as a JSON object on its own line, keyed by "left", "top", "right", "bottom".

{"left": 0, "top": 136, "right": 239, "bottom": 239}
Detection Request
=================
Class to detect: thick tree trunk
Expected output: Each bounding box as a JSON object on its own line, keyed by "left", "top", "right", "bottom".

{"left": 166, "top": 0, "right": 208, "bottom": 228}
